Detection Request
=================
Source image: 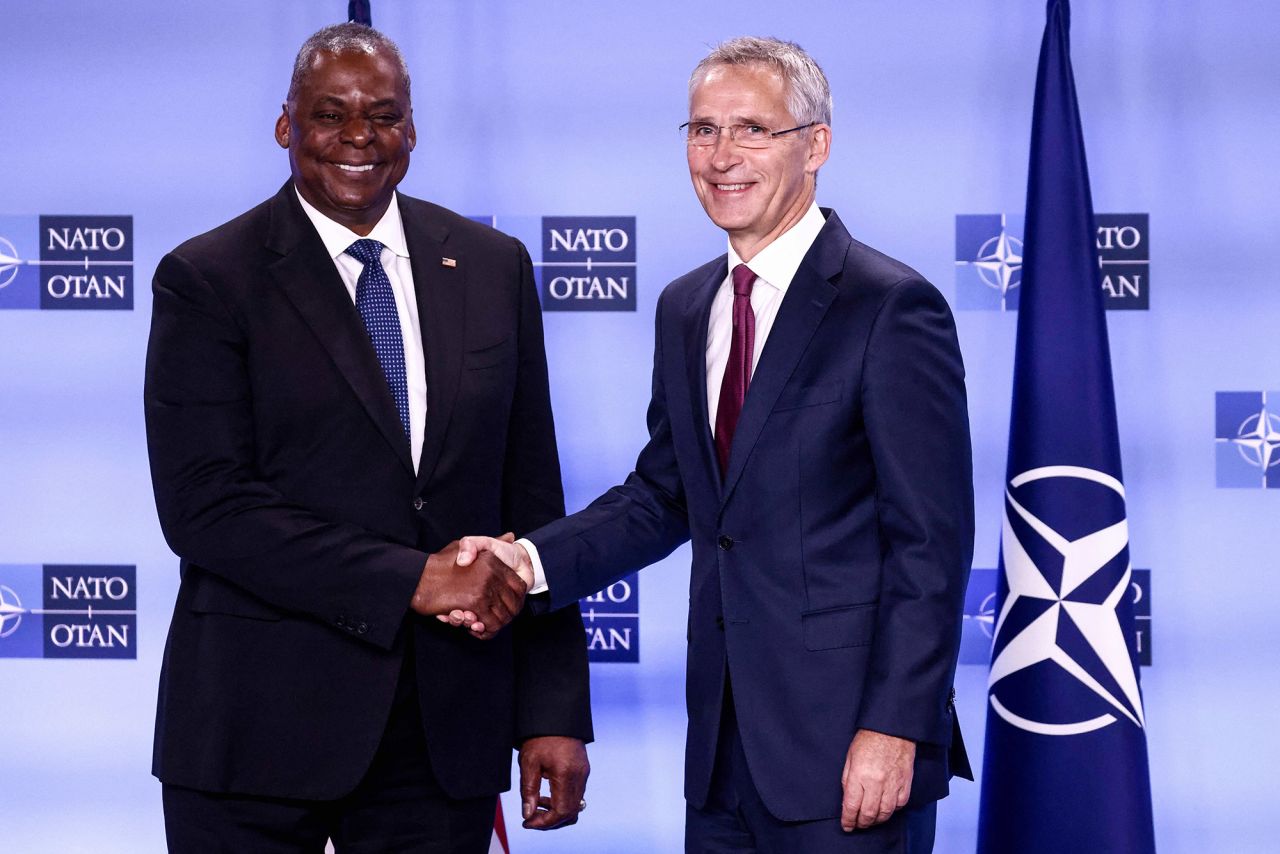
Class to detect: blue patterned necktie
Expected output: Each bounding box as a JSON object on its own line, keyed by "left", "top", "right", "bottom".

{"left": 345, "top": 239, "right": 410, "bottom": 439}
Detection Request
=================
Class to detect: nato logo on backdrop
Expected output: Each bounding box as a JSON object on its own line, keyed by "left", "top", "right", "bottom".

{"left": 0, "top": 216, "right": 134, "bottom": 310}
{"left": 1215, "top": 391, "right": 1280, "bottom": 488}
{"left": 955, "top": 214, "right": 1024, "bottom": 311}
{"left": 540, "top": 217, "right": 636, "bottom": 311}
{"left": 961, "top": 567, "right": 1151, "bottom": 667}
{"left": 954, "top": 213, "right": 1148, "bottom": 310}
{"left": 0, "top": 565, "right": 137, "bottom": 658}
{"left": 580, "top": 572, "right": 639, "bottom": 663}
{"left": 465, "top": 215, "right": 637, "bottom": 312}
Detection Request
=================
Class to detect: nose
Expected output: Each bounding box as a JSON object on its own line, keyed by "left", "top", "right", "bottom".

{"left": 341, "top": 116, "right": 375, "bottom": 146}
{"left": 709, "top": 131, "right": 743, "bottom": 171}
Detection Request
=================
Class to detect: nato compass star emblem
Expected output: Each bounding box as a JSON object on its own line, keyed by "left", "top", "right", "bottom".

{"left": 954, "top": 214, "right": 1024, "bottom": 311}
{"left": 0, "top": 236, "right": 23, "bottom": 290}
{"left": 1230, "top": 406, "right": 1280, "bottom": 472}
{"left": 0, "top": 584, "right": 25, "bottom": 638}
{"left": 1215, "top": 391, "right": 1280, "bottom": 488}
{"left": 971, "top": 229, "right": 1023, "bottom": 306}
{"left": 988, "top": 466, "right": 1146, "bottom": 736}
{"left": 975, "top": 591, "right": 997, "bottom": 638}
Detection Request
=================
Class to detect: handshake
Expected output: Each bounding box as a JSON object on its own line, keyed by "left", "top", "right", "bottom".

{"left": 409, "top": 534, "right": 534, "bottom": 639}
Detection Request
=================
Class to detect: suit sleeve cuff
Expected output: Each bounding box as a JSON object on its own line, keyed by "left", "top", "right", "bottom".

{"left": 517, "top": 537, "right": 549, "bottom": 595}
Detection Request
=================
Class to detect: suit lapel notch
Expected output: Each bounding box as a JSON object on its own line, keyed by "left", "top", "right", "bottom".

{"left": 401, "top": 202, "right": 464, "bottom": 489}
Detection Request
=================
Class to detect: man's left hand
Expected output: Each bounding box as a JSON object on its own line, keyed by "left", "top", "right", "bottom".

{"left": 840, "top": 729, "right": 915, "bottom": 831}
{"left": 518, "top": 736, "right": 590, "bottom": 830}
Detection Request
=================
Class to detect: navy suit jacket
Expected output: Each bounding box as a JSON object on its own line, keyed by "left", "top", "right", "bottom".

{"left": 144, "top": 183, "right": 592, "bottom": 801}
{"left": 530, "top": 209, "right": 973, "bottom": 822}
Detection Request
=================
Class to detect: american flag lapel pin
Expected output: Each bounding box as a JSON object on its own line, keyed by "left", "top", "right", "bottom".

{"left": 441, "top": 257, "right": 457, "bottom": 268}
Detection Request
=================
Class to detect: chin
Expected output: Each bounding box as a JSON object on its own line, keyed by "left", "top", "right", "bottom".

{"left": 327, "top": 191, "right": 381, "bottom": 212}
{"left": 704, "top": 208, "right": 753, "bottom": 233}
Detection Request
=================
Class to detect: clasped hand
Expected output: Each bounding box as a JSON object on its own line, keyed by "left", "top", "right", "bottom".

{"left": 428, "top": 535, "right": 533, "bottom": 637}
{"left": 409, "top": 537, "right": 528, "bottom": 639}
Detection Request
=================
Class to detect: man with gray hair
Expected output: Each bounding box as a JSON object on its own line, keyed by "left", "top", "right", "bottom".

{"left": 456, "top": 36, "right": 974, "bottom": 852}
{"left": 145, "top": 22, "right": 591, "bottom": 851}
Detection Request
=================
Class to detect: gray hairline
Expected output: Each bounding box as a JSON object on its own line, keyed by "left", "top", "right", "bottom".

{"left": 687, "top": 36, "right": 832, "bottom": 127}
{"left": 286, "top": 22, "right": 411, "bottom": 104}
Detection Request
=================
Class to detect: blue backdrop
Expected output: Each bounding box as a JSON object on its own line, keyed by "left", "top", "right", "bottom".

{"left": 2, "top": 1, "right": 1278, "bottom": 851}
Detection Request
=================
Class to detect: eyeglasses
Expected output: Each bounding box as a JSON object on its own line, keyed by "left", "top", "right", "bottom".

{"left": 680, "top": 121, "right": 816, "bottom": 149}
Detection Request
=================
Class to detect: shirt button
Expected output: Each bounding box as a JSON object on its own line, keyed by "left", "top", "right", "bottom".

{"left": 718, "top": 535, "right": 734, "bottom": 551}
{"left": 413, "top": 497, "right": 425, "bottom": 511}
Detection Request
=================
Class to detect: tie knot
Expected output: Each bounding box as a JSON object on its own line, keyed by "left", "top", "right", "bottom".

{"left": 346, "top": 238, "right": 384, "bottom": 266}
{"left": 731, "top": 264, "right": 756, "bottom": 297}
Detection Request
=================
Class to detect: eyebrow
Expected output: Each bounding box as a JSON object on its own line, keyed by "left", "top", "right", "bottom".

{"left": 311, "top": 96, "right": 404, "bottom": 110}
{"left": 687, "top": 114, "right": 769, "bottom": 126}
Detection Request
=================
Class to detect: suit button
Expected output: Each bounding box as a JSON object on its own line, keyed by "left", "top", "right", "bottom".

{"left": 413, "top": 497, "right": 425, "bottom": 511}
{"left": 357, "top": 622, "right": 369, "bottom": 635}
{"left": 336, "top": 615, "right": 346, "bottom": 628}
{"left": 717, "top": 535, "right": 734, "bottom": 551}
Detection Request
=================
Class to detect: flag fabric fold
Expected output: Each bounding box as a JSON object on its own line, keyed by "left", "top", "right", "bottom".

{"left": 977, "top": 1, "right": 1156, "bottom": 852}
{"left": 490, "top": 800, "right": 511, "bottom": 854}
{"left": 348, "top": 0, "right": 372, "bottom": 26}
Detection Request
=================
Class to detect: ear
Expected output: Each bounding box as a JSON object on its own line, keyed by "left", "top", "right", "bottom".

{"left": 805, "top": 123, "right": 831, "bottom": 175}
{"left": 274, "top": 105, "right": 291, "bottom": 150}
{"left": 406, "top": 109, "right": 416, "bottom": 152}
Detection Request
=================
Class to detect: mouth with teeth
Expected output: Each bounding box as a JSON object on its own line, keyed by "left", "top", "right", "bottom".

{"left": 714, "top": 182, "right": 752, "bottom": 192}
{"left": 335, "top": 163, "right": 377, "bottom": 173}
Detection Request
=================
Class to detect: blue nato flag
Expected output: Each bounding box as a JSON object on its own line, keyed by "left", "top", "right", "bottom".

{"left": 977, "top": 2, "right": 1157, "bottom": 853}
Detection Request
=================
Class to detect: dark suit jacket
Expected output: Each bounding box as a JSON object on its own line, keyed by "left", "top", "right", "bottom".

{"left": 144, "top": 182, "right": 592, "bottom": 801}
{"left": 530, "top": 210, "right": 973, "bottom": 822}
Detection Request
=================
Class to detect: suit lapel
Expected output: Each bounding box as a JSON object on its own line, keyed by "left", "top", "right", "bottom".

{"left": 266, "top": 185, "right": 415, "bottom": 474}
{"left": 719, "top": 213, "right": 848, "bottom": 506}
{"left": 682, "top": 260, "right": 727, "bottom": 500}
{"left": 400, "top": 198, "right": 465, "bottom": 491}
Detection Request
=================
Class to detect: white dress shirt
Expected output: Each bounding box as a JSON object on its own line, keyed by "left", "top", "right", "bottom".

{"left": 704, "top": 202, "right": 827, "bottom": 428}
{"left": 521, "top": 202, "right": 828, "bottom": 593}
{"left": 295, "top": 190, "right": 429, "bottom": 473}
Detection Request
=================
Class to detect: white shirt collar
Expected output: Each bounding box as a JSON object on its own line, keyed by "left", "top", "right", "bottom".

{"left": 294, "top": 187, "right": 411, "bottom": 260}
{"left": 725, "top": 202, "right": 826, "bottom": 292}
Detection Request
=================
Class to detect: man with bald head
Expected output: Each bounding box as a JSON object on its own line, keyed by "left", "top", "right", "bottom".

{"left": 145, "top": 23, "right": 590, "bottom": 851}
{"left": 456, "top": 36, "right": 974, "bottom": 852}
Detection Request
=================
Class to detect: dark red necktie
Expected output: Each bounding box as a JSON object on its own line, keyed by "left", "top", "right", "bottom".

{"left": 714, "top": 264, "right": 757, "bottom": 476}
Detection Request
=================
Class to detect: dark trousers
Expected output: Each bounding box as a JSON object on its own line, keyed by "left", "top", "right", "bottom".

{"left": 686, "top": 678, "right": 937, "bottom": 854}
{"left": 162, "top": 647, "right": 496, "bottom": 854}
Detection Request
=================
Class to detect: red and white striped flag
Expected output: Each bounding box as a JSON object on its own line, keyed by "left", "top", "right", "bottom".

{"left": 489, "top": 801, "right": 511, "bottom": 854}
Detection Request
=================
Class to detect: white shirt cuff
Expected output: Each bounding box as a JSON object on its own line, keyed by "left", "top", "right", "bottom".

{"left": 516, "top": 537, "right": 549, "bottom": 595}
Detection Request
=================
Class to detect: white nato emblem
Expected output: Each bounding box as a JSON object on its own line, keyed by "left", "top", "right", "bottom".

{"left": 1232, "top": 406, "right": 1280, "bottom": 471}
{"left": 0, "top": 584, "right": 25, "bottom": 638}
{"left": 972, "top": 229, "right": 1023, "bottom": 302}
{"left": 989, "top": 465, "right": 1145, "bottom": 736}
{"left": 0, "top": 236, "right": 23, "bottom": 290}
{"left": 977, "top": 591, "right": 997, "bottom": 639}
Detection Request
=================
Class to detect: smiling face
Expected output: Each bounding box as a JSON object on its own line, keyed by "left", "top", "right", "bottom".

{"left": 686, "top": 63, "right": 830, "bottom": 261}
{"left": 275, "top": 47, "right": 415, "bottom": 235}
